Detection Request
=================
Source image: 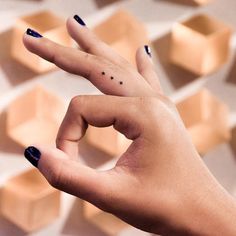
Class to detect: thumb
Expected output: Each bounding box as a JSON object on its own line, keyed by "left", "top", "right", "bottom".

{"left": 24, "top": 145, "right": 115, "bottom": 209}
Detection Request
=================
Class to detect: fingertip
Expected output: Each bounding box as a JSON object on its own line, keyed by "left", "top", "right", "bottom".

{"left": 136, "top": 45, "right": 153, "bottom": 69}
{"left": 24, "top": 145, "right": 41, "bottom": 168}
{"left": 67, "top": 15, "right": 87, "bottom": 29}
{"left": 66, "top": 16, "right": 75, "bottom": 30}
{"left": 136, "top": 46, "right": 144, "bottom": 56}
{"left": 144, "top": 45, "right": 152, "bottom": 58}
{"left": 22, "top": 32, "right": 32, "bottom": 48}
{"left": 66, "top": 15, "right": 87, "bottom": 40}
{"left": 24, "top": 144, "right": 68, "bottom": 169}
{"left": 135, "top": 47, "right": 143, "bottom": 64}
{"left": 22, "top": 29, "right": 43, "bottom": 53}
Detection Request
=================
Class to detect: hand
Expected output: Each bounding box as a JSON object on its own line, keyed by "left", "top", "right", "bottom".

{"left": 23, "top": 16, "right": 236, "bottom": 236}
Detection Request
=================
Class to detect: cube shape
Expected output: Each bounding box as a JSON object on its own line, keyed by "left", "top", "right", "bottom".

{"left": 1, "top": 169, "right": 60, "bottom": 232}
{"left": 93, "top": 10, "right": 148, "bottom": 65}
{"left": 6, "top": 86, "right": 65, "bottom": 147}
{"left": 170, "top": 14, "right": 232, "bottom": 75}
{"left": 11, "top": 11, "right": 72, "bottom": 73}
{"left": 83, "top": 201, "right": 129, "bottom": 235}
{"left": 176, "top": 89, "right": 231, "bottom": 154}
{"left": 85, "top": 126, "right": 131, "bottom": 157}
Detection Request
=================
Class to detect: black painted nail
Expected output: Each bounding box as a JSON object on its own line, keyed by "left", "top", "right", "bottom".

{"left": 74, "top": 15, "right": 86, "bottom": 26}
{"left": 24, "top": 146, "right": 41, "bottom": 168}
{"left": 144, "top": 45, "right": 152, "bottom": 57}
{"left": 26, "top": 28, "right": 42, "bottom": 38}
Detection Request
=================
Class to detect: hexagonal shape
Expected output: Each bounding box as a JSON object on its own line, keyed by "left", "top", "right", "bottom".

{"left": 6, "top": 86, "right": 65, "bottom": 147}
{"left": 11, "top": 10, "right": 72, "bottom": 73}
{"left": 83, "top": 201, "right": 129, "bottom": 235}
{"left": 85, "top": 126, "right": 131, "bottom": 157}
{"left": 1, "top": 169, "right": 60, "bottom": 232}
{"left": 169, "top": 14, "right": 232, "bottom": 75}
{"left": 93, "top": 9, "right": 148, "bottom": 65}
{"left": 176, "top": 89, "right": 231, "bottom": 154}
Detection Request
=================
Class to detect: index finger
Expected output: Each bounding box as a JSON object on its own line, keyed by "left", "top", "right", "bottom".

{"left": 23, "top": 33, "right": 153, "bottom": 97}
{"left": 56, "top": 95, "right": 143, "bottom": 158}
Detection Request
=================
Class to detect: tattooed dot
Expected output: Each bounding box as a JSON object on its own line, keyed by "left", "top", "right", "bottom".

{"left": 102, "top": 71, "right": 105, "bottom": 75}
{"left": 110, "top": 76, "right": 114, "bottom": 80}
{"left": 119, "top": 81, "right": 123, "bottom": 85}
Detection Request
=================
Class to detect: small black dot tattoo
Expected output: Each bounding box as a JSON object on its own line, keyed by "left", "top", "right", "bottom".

{"left": 110, "top": 76, "right": 114, "bottom": 80}
{"left": 119, "top": 81, "right": 123, "bottom": 85}
{"left": 102, "top": 71, "right": 105, "bottom": 75}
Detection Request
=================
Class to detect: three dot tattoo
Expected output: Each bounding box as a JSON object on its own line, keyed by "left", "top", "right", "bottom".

{"left": 101, "top": 71, "right": 123, "bottom": 85}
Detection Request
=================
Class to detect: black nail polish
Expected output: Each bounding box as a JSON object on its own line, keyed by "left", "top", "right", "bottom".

{"left": 26, "top": 28, "right": 42, "bottom": 38}
{"left": 74, "top": 15, "right": 86, "bottom": 26}
{"left": 144, "top": 45, "right": 152, "bottom": 57}
{"left": 24, "top": 146, "right": 41, "bottom": 168}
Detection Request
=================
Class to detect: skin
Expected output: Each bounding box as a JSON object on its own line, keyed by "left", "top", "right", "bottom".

{"left": 23, "top": 17, "right": 236, "bottom": 236}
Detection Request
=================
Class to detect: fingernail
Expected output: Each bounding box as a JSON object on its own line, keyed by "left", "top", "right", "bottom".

{"left": 26, "top": 28, "right": 42, "bottom": 38}
{"left": 144, "top": 45, "right": 152, "bottom": 57}
{"left": 24, "top": 146, "right": 41, "bottom": 168}
{"left": 74, "top": 15, "right": 86, "bottom": 26}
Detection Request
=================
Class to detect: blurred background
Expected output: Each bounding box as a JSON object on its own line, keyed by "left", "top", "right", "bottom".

{"left": 0, "top": 0, "right": 235, "bottom": 235}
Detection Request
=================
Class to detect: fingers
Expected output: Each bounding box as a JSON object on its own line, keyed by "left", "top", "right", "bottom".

{"left": 136, "top": 46, "right": 163, "bottom": 94}
{"left": 56, "top": 95, "right": 143, "bottom": 157}
{"left": 67, "top": 16, "right": 127, "bottom": 65}
{"left": 28, "top": 145, "right": 115, "bottom": 209}
{"left": 23, "top": 33, "right": 153, "bottom": 97}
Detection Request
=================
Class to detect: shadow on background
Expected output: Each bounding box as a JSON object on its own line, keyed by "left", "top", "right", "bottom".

{"left": 62, "top": 199, "right": 109, "bottom": 236}
{"left": 79, "top": 139, "right": 114, "bottom": 169}
{"left": 0, "top": 29, "right": 38, "bottom": 86}
{"left": 230, "top": 127, "right": 236, "bottom": 158}
{"left": 152, "top": 33, "right": 199, "bottom": 89}
{"left": 95, "top": 0, "right": 121, "bottom": 8}
{"left": 0, "top": 216, "right": 26, "bottom": 236}
{"left": 0, "top": 111, "right": 23, "bottom": 154}
{"left": 158, "top": 0, "right": 198, "bottom": 7}
{"left": 226, "top": 54, "right": 236, "bottom": 85}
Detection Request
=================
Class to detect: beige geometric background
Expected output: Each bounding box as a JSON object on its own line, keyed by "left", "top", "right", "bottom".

{"left": 0, "top": 0, "right": 235, "bottom": 235}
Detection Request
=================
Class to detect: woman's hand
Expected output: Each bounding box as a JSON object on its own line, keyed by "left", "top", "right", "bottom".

{"left": 23, "top": 16, "right": 236, "bottom": 236}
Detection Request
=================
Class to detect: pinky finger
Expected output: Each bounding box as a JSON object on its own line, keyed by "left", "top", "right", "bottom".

{"left": 136, "top": 46, "right": 163, "bottom": 94}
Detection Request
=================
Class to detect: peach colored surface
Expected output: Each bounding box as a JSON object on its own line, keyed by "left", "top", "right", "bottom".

{"left": 170, "top": 14, "right": 232, "bottom": 75}
{"left": 0, "top": 0, "right": 235, "bottom": 236}
{"left": 93, "top": 10, "right": 149, "bottom": 65}
{"left": 177, "top": 89, "right": 231, "bottom": 154}
{"left": 6, "top": 86, "right": 66, "bottom": 147}
{"left": 1, "top": 169, "right": 60, "bottom": 232}
{"left": 11, "top": 11, "right": 72, "bottom": 73}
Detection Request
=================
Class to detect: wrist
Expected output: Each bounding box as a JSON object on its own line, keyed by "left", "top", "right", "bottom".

{"left": 180, "top": 178, "right": 236, "bottom": 236}
{"left": 157, "top": 158, "right": 236, "bottom": 236}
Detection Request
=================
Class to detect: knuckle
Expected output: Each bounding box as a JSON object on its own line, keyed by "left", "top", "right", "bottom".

{"left": 137, "top": 97, "right": 158, "bottom": 113}
{"left": 69, "top": 95, "right": 79, "bottom": 108}
{"left": 69, "top": 95, "right": 86, "bottom": 112}
{"left": 132, "top": 97, "right": 162, "bottom": 124}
